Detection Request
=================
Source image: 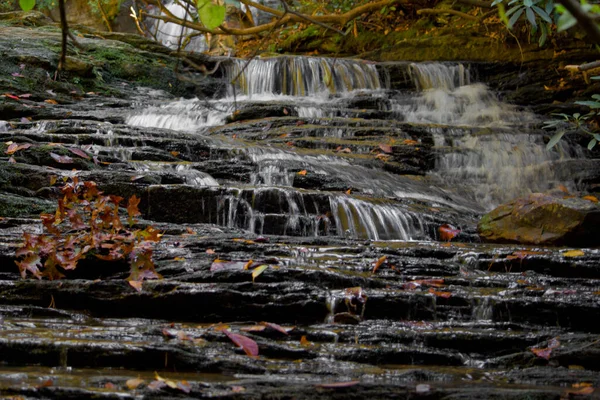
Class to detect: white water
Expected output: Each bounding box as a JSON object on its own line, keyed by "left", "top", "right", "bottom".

{"left": 124, "top": 58, "right": 581, "bottom": 238}
{"left": 153, "top": 2, "right": 208, "bottom": 52}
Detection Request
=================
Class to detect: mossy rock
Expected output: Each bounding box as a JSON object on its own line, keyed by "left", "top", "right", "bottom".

{"left": 0, "top": 192, "right": 55, "bottom": 217}
{"left": 478, "top": 193, "right": 600, "bottom": 247}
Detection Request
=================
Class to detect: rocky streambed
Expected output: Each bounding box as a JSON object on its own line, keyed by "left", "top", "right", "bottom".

{"left": 2, "top": 11, "right": 600, "bottom": 399}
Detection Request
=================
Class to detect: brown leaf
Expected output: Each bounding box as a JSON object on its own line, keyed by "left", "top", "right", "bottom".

{"left": 438, "top": 224, "right": 460, "bottom": 241}
{"left": 345, "top": 188, "right": 352, "bottom": 195}
{"left": 147, "top": 380, "right": 167, "bottom": 391}
{"left": 39, "top": 379, "right": 54, "bottom": 388}
{"left": 44, "top": 99, "right": 59, "bottom": 105}
{"left": 300, "top": 335, "right": 312, "bottom": 347}
{"left": 170, "top": 151, "right": 180, "bottom": 157}
{"left": 243, "top": 259, "right": 253, "bottom": 270}
{"left": 223, "top": 330, "right": 259, "bottom": 356}
{"left": 125, "top": 378, "right": 145, "bottom": 390}
{"left": 8, "top": 156, "right": 16, "bottom": 163}
{"left": 5, "top": 142, "right": 31, "bottom": 155}
{"left": 50, "top": 152, "right": 73, "bottom": 164}
{"left": 372, "top": 255, "right": 387, "bottom": 273}
{"left": 378, "top": 144, "right": 393, "bottom": 154}
{"left": 582, "top": 195, "right": 598, "bottom": 203}
{"left": 128, "top": 280, "right": 143, "bottom": 292}
{"left": 104, "top": 382, "right": 116, "bottom": 389}
{"left": 206, "top": 249, "right": 215, "bottom": 254}
{"left": 68, "top": 147, "right": 90, "bottom": 159}
{"left": 297, "top": 170, "right": 307, "bottom": 176}
{"left": 260, "top": 321, "right": 290, "bottom": 335}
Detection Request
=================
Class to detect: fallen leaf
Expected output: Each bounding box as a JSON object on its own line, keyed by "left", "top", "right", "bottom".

{"left": 170, "top": 151, "right": 180, "bottom": 157}
{"left": 438, "top": 224, "right": 460, "bottom": 241}
{"left": 39, "top": 379, "right": 53, "bottom": 388}
{"left": 231, "top": 385, "right": 246, "bottom": 392}
{"left": 372, "top": 255, "right": 387, "bottom": 273}
{"left": 338, "top": 147, "right": 352, "bottom": 153}
{"left": 104, "top": 382, "right": 116, "bottom": 389}
{"left": 5, "top": 143, "right": 31, "bottom": 155}
{"left": 297, "top": 170, "right": 307, "bottom": 176}
{"left": 300, "top": 335, "right": 312, "bottom": 347}
{"left": 126, "top": 378, "right": 145, "bottom": 390}
{"left": 375, "top": 153, "right": 390, "bottom": 161}
{"left": 562, "top": 250, "right": 585, "bottom": 258}
{"left": 243, "top": 259, "right": 253, "bottom": 270}
{"left": 44, "top": 99, "right": 59, "bottom": 105}
{"left": 210, "top": 260, "right": 246, "bottom": 272}
{"left": 557, "top": 184, "right": 570, "bottom": 194}
{"left": 68, "top": 147, "right": 90, "bottom": 159}
{"left": 173, "top": 257, "right": 185, "bottom": 261}
{"left": 128, "top": 280, "right": 143, "bottom": 292}
{"left": 50, "top": 152, "right": 73, "bottom": 164}
{"left": 260, "top": 321, "right": 290, "bottom": 335}
{"left": 147, "top": 380, "right": 167, "bottom": 391}
{"left": 252, "top": 265, "right": 269, "bottom": 282}
{"left": 8, "top": 156, "right": 16, "bottom": 163}
{"left": 279, "top": 133, "right": 289, "bottom": 138}
{"left": 415, "top": 384, "right": 430, "bottom": 393}
{"left": 4, "top": 93, "right": 20, "bottom": 100}
{"left": 583, "top": 195, "right": 598, "bottom": 203}
{"left": 345, "top": 188, "right": 352, "bottom": 195}
{"left": 316, "top": 381, "right": 360, "bottom": 388}
{"left": 378, "top": 144, "right": 393, "bottom": 154}
{"left": 206, "top": 249, "right": 215, "bottom": 254}
{"left": 223, "top": 330, "right": 259, "bottom": 356}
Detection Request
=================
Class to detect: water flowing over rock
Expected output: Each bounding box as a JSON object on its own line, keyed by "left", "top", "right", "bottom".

{"left": 3, "top": 25, "right": 600, "bottom": 398}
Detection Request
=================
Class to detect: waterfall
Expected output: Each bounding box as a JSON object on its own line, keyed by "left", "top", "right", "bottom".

{"left": 226, "top": 56, "right": 381, "bottom": 97}
{"left": 152, "top": 1, "right": 208, "bottom": 52}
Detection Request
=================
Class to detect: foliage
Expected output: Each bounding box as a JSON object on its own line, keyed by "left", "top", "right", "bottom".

{"left": 14, "top": 177, "right": 162, "bottom": 287}
{"left": 492, "top": 0, "right": 555, "bottom": 46}
{"left": 196, "top": 0, "right": 226, "bottom": 30}
{"left": 544, "top": 76, "right": 600, "bottom": 151}
{"left": 555, "top": 0, "right": 600, "bottom": 33}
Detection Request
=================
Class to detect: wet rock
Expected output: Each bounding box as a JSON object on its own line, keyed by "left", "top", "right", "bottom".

{"left": 477, "top": 193, "right": 600, "bottom": 246}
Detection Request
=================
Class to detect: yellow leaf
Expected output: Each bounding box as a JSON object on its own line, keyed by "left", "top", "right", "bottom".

{"left": 562, "top": 250, "right": 585, "bottom": 258}
{"left": 251, "top": 265, "right": 269, "bottom": 282}
{"left": 297, "top": 170, "right": 307, "bottom": 176}
{"left": 243, "top": 259, "right": 253, "bottom": 270}
{"left": 125, "top": 378, "right": 145, "bottom": 390}
{"left": 174, "top": 257, "right": 185, "bottom": 261}
{"left": 44, "top": 99, "right": 58, "bottom": 105}
{"left": 583, "top": 195, "right": 598, "bottom": 203}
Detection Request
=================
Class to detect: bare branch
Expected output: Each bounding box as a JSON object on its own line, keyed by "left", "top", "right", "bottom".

{"left": 556, "top": 0, "right": 600, "bottom": 44}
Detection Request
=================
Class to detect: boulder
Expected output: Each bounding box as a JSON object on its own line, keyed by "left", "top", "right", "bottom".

{"left": 478, "top": 193, "right": 600, "bottom": 247}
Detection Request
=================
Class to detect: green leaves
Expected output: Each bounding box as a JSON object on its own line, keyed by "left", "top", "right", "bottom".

{"left": 196, "top": 0, "right": 226, "bottom": 30}
{"left": 18, "top": 0, "right": 36, "bottom": 11}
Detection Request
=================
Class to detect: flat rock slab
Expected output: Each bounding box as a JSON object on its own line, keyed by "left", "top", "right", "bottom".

{"left": 478, "top": 193, "right": 600, "bottom": 246}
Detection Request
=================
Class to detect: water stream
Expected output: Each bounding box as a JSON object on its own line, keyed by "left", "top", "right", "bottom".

{"left": 122, "top": 57, "right": 575, "bottom": 239}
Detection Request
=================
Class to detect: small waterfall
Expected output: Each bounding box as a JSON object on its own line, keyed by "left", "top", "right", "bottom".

{"left": 395, "top": 63, "right": 531, "bottom": 127}
{"left": 409, "top": 63, "right": 470, "bottom": 91}
{"left": 152, "top": 1, "right": 208, "bottom": 52}
{"left": 226, "top": 56, "right": 381, "bottom": 97}
{"left": 329, "top": 196, "right": 426, "bottom": 241}
{"left": 132, "top": 162, "right": 219, "bottom": 187}
{"left": 125, "top": 98, "right": 229, "bottom": 131}
{"left": 431, "top": 129, "right": 580, "bottom": 208}
{"left": 472, "top": 297, "right": 494, "bottom": 321}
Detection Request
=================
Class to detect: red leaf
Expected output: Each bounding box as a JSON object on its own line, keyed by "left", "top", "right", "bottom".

{"left": 68, "top": 147, "right": 90, "bottom": 159}
{"left": 531, "top": 347, "right": 553, "bottom": 360}
{"left": 260, "top": 321, "right": 290, "bottom": 335}
{"left": 223, "top": 330, "right": 259, "bottom": 356}
{"left": 4, "top": 93, "right": 20, "bottom": 100}
{"left": 438, "top": 224, "right": 460, "bottom": 241}
{"left": 50, "top": 152, "right": 73, "bottom": 164}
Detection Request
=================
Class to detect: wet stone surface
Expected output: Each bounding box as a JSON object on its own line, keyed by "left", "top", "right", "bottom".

{"left": 2, "top": 23, "right": 600, "bottom": 398}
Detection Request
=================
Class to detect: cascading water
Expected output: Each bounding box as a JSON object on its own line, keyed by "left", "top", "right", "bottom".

{"left": 126, "top": 56, "right": 582, "bottom": 238}
{"left": 152, "top": 1, "right": 208, "bottom": 52}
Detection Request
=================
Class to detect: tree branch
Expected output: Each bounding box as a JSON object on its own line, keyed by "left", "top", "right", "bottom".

{"left": 557, "top": 0, "right": 600, "bottom": 44}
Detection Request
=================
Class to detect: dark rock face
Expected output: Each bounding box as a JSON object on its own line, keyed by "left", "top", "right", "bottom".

{"left": 478, "top": 193, "right": 600, "bottom": 246}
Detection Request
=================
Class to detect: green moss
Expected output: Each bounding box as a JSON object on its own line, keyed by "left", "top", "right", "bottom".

{"left": 0, "top": 192, "right": 55, "bottom": 217}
